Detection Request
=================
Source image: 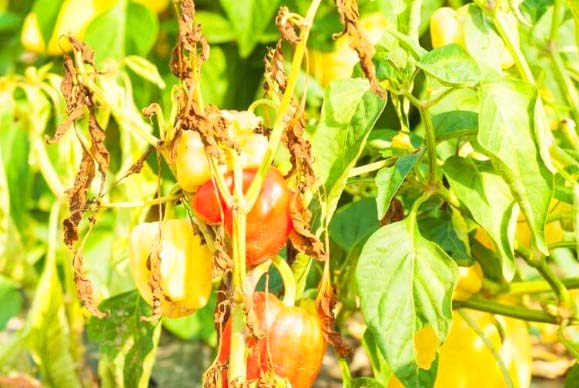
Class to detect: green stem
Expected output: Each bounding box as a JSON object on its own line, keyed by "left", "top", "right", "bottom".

{"left": 453, "top": 297, "right": 572, "bottom": 324}
{"left": 418, "top": 104, "right": 438, "bottom": 184}
{"left": 31, "top": 136, "right": 65, "bottom": 196}
{"left": 458, "top": 310, "right": 514, "bottom": 388}
{"left": 507, "top": 277, "right": 579, "bottom": 295}
{"left": 100, "top": 195, "right": 181, "bottom": 209}
{"left": 348, "top": 158, "right": 395, "bottom": 178}
{"left": 493, "top": 11, "right": 535, "bottom": 83}
{"left": 550, "top": 50, "right": 579, "bottom": 124}
{"left": 244, "top": 0, "right": 322, "bottom": 210}
{"left": 271, "top": 256, "right": 296, "bottom": 307}
{"left": 408, "top": 0, "right": 423, "bottom": 42}
{"left": 228, "top": 156, "right": 248, "bottom": 384}
{"left": 536, "top": 259, "right": 574, "bottom": 311}
{"left": 558, "top": 323, "right": 579, "bottom": 358}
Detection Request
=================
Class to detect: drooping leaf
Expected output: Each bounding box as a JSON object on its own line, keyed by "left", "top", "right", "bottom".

{"left": 375, "top": 152, "right": 422, "bottom": 219}
{"left": 124, "top": 56, "right": 166, "bottom": 89}
{"left": 477, "top": 80, "right": 553, "bottom": 255}
{"left": 356, "top": 218, "right": 457, "bottom": 388}
{"left": 444, "top": 156, "right": 517, "bottom": 279}
{"left": 23, "top": 218, "right": 82, "bottom": 388}
{"left": 416, "top": 44, "right": 480, "bottom": 87}
{"left": 87, "top": 291, "right": 161, "bottom": 388}
{"left": 311, "top": 78, "right": 386, "bottom": 223}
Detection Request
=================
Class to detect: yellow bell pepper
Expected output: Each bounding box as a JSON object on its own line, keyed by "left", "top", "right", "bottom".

{"left": 129, "top": 219, "right": 213, "bottom": 318}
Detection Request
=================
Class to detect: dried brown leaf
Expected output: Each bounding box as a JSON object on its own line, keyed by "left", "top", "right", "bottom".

{"left": 263, "top": 41, "right": 287, "bottom": 100}
{"left": 381, "top": 197, "right": 405, "bottom": 226}
{"left": 141, "top": 242, "right": 163, "bottom": 321}
{"left": 275, "top": 7, "right": 300, "bottom": 45}
{"left": 316, "top": 285, "right": 352, "bottom": 358}
{"left": 289, "top": 190, "right": 327, "bottom": 261}
{"left": 334, "top": 0, "right": 385, "bottom": 98}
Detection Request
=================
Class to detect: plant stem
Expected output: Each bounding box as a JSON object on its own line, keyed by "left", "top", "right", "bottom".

{"left": 272, "top": 256, "right": 296, "bottom": 306}
{"left": 31, "top": 136, "right": 65, "bottom": 196}
{"left": 493, "top": 11, "right": 535, "bottom": 83}
{"left": 348, "top": 158, "right": 395, "bottom": 178}
{"left": 408, "top": 0, "right": 423, "bottom": 42}
{"left": 558, "top": 323, "right": 579, "bottom": 358}
{"left": 100, "top": 195, "right": 181, "bottom": 209}
{"left": 453, "top": 297, "right": 573, "bottom": 324}
{"left": 244, "top": 0, "right": 322, "bottom": 210}
{"left": 535, "top": 259, "right": 574, "bottom": 311}
{"left": 459, "top": 310, "right": 514, "bottom": 388}
{"left": 228, "top": 155, "right": 248, "bottom": 384}
{"left": 507, "top": 277, "right": 579, "bottom": 295}
{"left": 418, "top": 104, "right": 438, "bottom": 184}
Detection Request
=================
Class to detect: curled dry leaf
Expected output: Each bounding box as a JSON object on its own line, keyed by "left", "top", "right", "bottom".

{"left": 289, "top": 189, "right": 327, "bottom": 261}
{"left": 316, "top": 283, "right": 352, "bottom": 358}
{"left": 264, "top": 41, "right": 286, "bottom": 102}
{"left": 212, "top": 227, "right": 233, "bottom": 280}
{"left": 51, "top": 37, "right": 110, "bottom": 318}
{"left": 276, "top": 6, "right": 300, "bottom": 45}
{"left": 381, "top": 197, "right": 405, "bottom": 226}
{"left": 141, "top": 242, "right": 164, "bottom": 321}
{"left": 334, "top": 0, "right": 385, "bottom": 98}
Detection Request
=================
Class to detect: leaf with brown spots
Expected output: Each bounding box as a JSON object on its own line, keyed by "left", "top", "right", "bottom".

{"left": 334, "top": 0, "right": 385, "bottom": 98}
{"left": 263, "top": 41, "right": 286, "bottom": 101}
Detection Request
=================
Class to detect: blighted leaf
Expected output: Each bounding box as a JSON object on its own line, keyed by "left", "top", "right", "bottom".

{"left": 416, "top": 44, "right": 480, "bottom": 87}
{"left": 316, "top": 282, "right": 352, "bottom": 358}
{"left": 356, "top": 218, "right": 457, "bottom": 388}
{"left": 87, "top": 291, "right": 162, "bottom": 388}
{"left": 334, "top": 0, "right": 385, "bottom": 97}
{"left": 290, "top": 193, "right": 327, "bottom": 260}
{"left": 311, "top": 79, "right": 386, "bottom": 223}
{"left": 444, "top": 156, "right": 517, "bottom": 279}
{"left": 124, "top": 56, "right": 166, "bottom": 89}
{"left": 375, "top": 152, "right": 422, "bottom": 220}
{"left": 477, "top": 80, "right": 553, "bottom": 255}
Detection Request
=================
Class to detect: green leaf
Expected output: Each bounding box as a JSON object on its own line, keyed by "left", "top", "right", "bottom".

{"left": 362, "top": 329, "right": 393, "bottom": 383}
{"left": 220, "top": 0, "right": 281, "bottom": 57}
{"left": 418, "top": 206, "right": 471, "bottom": 265}
{"left": 0, "top": 275, "right": 22, "bottom": 331}
{"left": 196, "top": 11, "right": 236, "bottom": 43}
{"left": 311, "top": 79, "right": 386, "bottom": 223}
{"left": 444, "top": 156, "right": 517, "bottom": 279}
{"left": 417, "top": 44, "right": 480, "bottom": 87}
{"left": 87, "top": 291, "right": 161, "bottom": 388}
{"left": 23, "top": 232, "right": 82, "bottom": 387}
{"left": 462, "top": 4, "right": 506, "bottom": 75}
{"left": 0, "top": 147, "right": 8, "bottom": 258}
{"left": 356, "top": 218, "right": 457, "bottom": 388}
{"left": 564, "top": 360, "right": 579, "bottom": 388}
{"left": 0, "top": 103, "right": 30, "bottom": 232}
{"left": 0, "top": 12, "right": 21, "bottom": 32}
{"left": 330, "top": 197, "right": 380, "bottom": 251}
{"left": 477, "top": 80, "right": 553, "bottom": 255}
{"left": 432, "top": 110, "right": 478, "bottom": 141}
{"left": 163, "top": 292, "right": 217, "bottom": 345}
{"left": 124, "top": 2, "right": 158, "bottom": 57}
{"left": 32, "top": 0, "right": 63, "bottom": 43}
{"left": 350, "top": 377, "right": 387, "bottom": 388}
{"left": 375, "top": 152, "right": 422, "bottom": 219}
{"left": 124, "top": 55, "right": 166, "bottom": 89}
{"left": 85, "top": 1, "right": 158, "bottom": 63}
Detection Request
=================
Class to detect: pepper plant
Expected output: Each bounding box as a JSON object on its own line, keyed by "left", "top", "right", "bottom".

{"left": 0, "top": 0, "right": 578, "bottom": 387}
